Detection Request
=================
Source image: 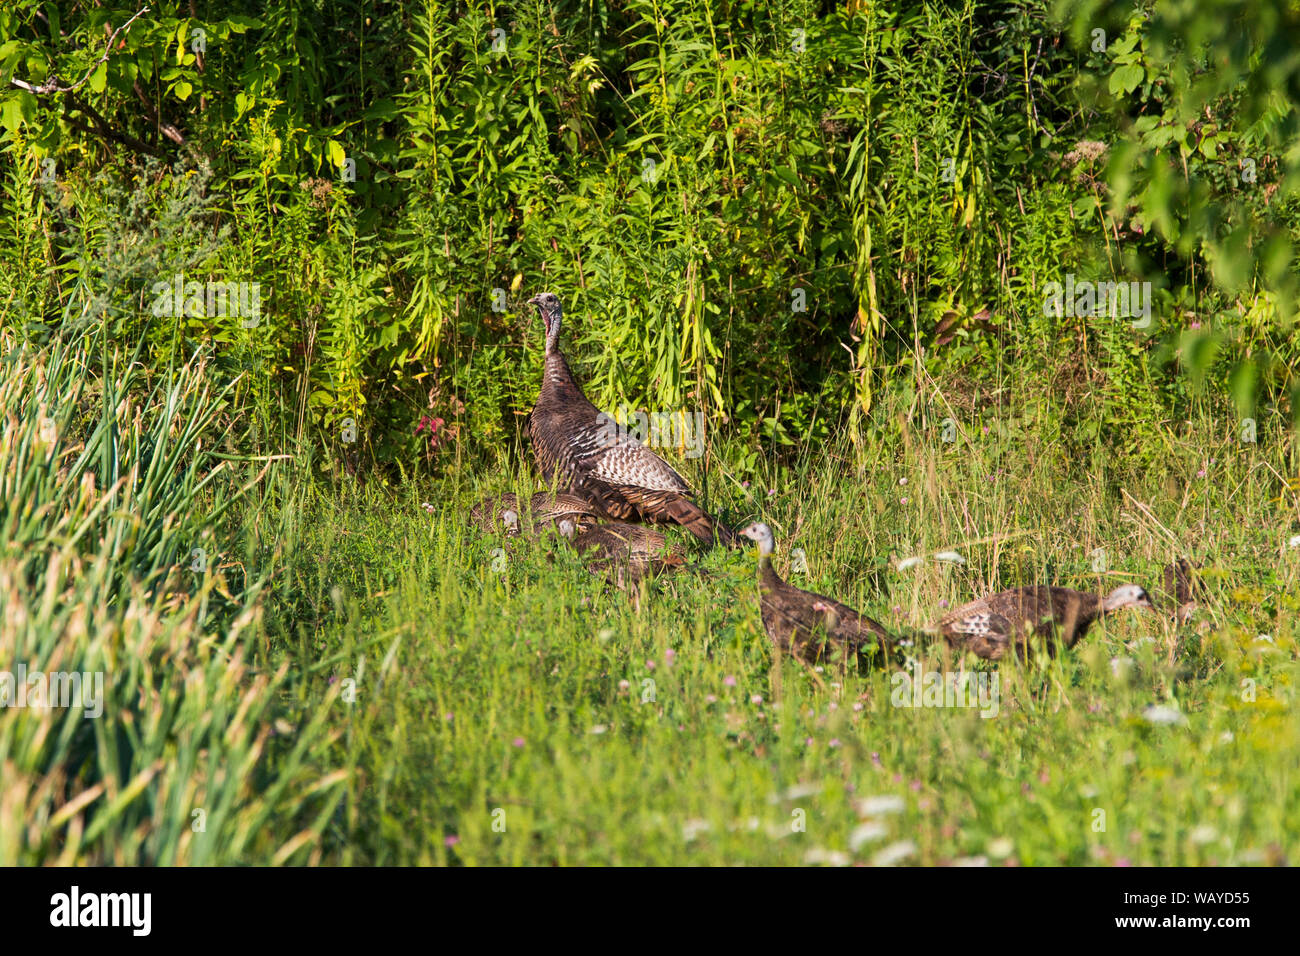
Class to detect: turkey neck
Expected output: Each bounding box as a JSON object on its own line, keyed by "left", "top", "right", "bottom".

{"left": 1057, "top": 590, "right": 1102, "bottom": 644}
{"left": 539, "top": 347, "right": 595, "bottom": 413}
{"left": 1064, "top": 590, "right": 1102, "bottom": 621}
{"left": 757, "top": 554, "right": 783, "bottom": 593}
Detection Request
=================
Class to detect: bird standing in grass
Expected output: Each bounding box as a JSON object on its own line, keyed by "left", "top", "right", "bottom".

{"left": 527, "top": 292, "right": 732, "bottom": 546}
{"left": 931, "top": 584, "right": 1153, "bottom": 661}
{"left": 737, "top": 521, "right": 891, "bottom": 664}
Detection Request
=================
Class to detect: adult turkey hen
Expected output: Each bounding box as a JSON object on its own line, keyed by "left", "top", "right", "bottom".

{"left": 931, "top": 584, "right": 1153, "bottom": 661}
{"left": 737, "top": 522, "right": 892, "bottom": 664}
{"left": 527, "top": 292, "right": 732, "bottom": 546}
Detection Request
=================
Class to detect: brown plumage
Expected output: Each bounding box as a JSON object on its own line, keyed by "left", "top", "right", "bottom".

{"left": 530, "top": 492, "right": 601, "bottom": 534}
{"left": 737, "top": 522, "right": 891, "bottom": 664}
{"left": 526, "top": 292, "right": 732, "bottom": 546}
{"left": 1160, "top": 559, "right": 1204, "bottom": 624}
{"left": 932, "top": 583, "right": 1153, "bottom": 661}
{"left": 557, "top": 518, "right": 686, "bottom": 589}
{"left": 469, "top": 493, "right": 521, "bottom": 535}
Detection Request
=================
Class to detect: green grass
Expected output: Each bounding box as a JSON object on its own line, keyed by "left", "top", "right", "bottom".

{"left": 255, "top": 421, "right": 1298, "bottom": 866}
{"left": 3, "top": 0, "right": 1297, "bottom": 868}
{"left": 0, "top": 331, "right": 344, "bottom": 866}
{"left": 3, "top": 331, "right": 1296, "bottom": 865}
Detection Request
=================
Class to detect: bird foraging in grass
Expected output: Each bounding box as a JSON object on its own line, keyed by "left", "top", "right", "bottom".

{"left": 469, "top": 493, "right": 521, "bottom": 535}
{"left": 737, "top": 521, "right": 892, "bottom": 664}
{"left": 530, "top": 491, "right": 602, "bottom": 535}
{"left": 557, "top": 516, "right": 686, "bottom": 590}
{"left": 469, "top": 491, "right": 601, "bottom": 538}
{"left": 1159, "top": 559, "right": 1206, "bottom": 625}
{"left": 930, "top": 583, "right": 1154, "bottom": 661}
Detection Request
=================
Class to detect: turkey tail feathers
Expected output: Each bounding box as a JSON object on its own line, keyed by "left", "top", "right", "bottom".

{"left": 661, "top": 496, "right": 730, "bottom": 546}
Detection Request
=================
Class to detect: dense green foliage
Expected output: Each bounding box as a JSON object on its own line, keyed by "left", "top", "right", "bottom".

{"left": 0, "top": 1, "right": 1297, "bottom": 864}
{"left": 3, "top": 1, "right": 1297, "bottom": 470}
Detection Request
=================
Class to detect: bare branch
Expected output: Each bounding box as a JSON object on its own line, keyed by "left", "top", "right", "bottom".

{"left": 10, "top": 5, "right": 151, "bottom": 96}
{"left": 133, "top": 79, "right": 186, "bottom": 145}
{"left": 63, "top": 90, "right": 162, "bottom": 157}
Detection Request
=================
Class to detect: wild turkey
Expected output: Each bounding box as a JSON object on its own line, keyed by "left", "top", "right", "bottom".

{"left": 557, "top": 517, "right": 686, "bottom": 589}
{"left": 931, "top": 584, "right": 1153, "bottom": 661}
{"left": 1159, "top": 559, "right": 1204, "bottom": 624}
{"left": 469, "top": 493, "right": 521, "bottom": 535}
{"left": 737, "top": 522, "right": 892, "bottom": 664}
{"left": 530, "top": 492, "right": 602, "bottom": 534}
{"left": 470, "top": 492, "right": 599, "bottom": 539}
{"left": 527, "top": 292, "right": 732, "bottom": 546}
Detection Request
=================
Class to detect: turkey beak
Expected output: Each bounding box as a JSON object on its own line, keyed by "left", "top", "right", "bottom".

{"left": 527, "top": 295, "right": 550, "bottom": 332}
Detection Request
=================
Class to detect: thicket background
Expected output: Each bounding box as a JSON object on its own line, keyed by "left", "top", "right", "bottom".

{"left": 3, "top": 0, "right": 1300, "bottom": 868}
{"left": 3, "top": 0, "right": 1297, "bottom": 478}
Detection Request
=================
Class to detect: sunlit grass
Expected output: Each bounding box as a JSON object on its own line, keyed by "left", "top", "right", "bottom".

{"left": 4, "top": 329, "right": 1296, "bottom": 865}
{"left": 265, "top": 412, "right": 1298, "bottom": 865}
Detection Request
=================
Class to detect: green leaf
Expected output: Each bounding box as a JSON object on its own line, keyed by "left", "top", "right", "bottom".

{"left": 773, "top": 166, "right": 800, "bottom": 188}
{"left": 174, "top": 79, "right": 193, "bottom": 101}
{"left": 1228, "top": 358, "right": 1258, "bottom": 415}
{"left": 1143, "top": 125, "right": 1174, "bottom": 148}
{"left": 362, "top": 99, "right": 399, "bottom": 122}
{"left": 1109, "top": 63, "right": 1144, "bottom": 96}
{"left": 0, "top": 90, "right": 35, "bottom": 131}
{"left": 88, "top": 62, "right": 107, "bottom": 94}
{"left": 1108, "top": 34, "right": 1138, "bottom": 57}
{"left": 223, "top": 15, "right": 263, "bottom": 34}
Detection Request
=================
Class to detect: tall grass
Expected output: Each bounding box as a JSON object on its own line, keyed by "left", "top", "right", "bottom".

{"left": 249, "top": 388, "right": 1298, "bottom": 865}
{"left": 0, "top": 0, "right": 1295, "bottom": 867}
{"left": 5, "top": 1, "right": 1293, "bottom": 472}
{"left": 0, "top": 327, "right": 344, "bottom": 864}
{"left": 2, "top": 290, "right": 1295, "bottom": 865}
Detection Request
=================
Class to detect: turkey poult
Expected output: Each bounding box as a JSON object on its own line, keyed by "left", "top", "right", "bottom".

{"left": 527, "top": 292, "right": 733, "bottom": 546}
{"left": 1160, "top": 559, "right": 1204, "bottom": 624}
{"left": 737, "top": 522, "right": 891, "bottom": 664}
{"left": 931, "top": 584, "right": 1154, "bottom": 661}
{"left": 530, "top": 491, "right": 602, "bottom": 534}
{"left": 469, "top": 491, "right": 599, "bottom": 537}
{"left": 557, "top": 517, "right": 686, "bottom": 588}
{"left": 469, "top": 493, "right": 521, "bottom": 535}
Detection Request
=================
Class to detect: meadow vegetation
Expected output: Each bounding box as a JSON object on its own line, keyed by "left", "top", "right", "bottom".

{"left": 0, "top": 0, "right": 1297, "bottom": 864}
